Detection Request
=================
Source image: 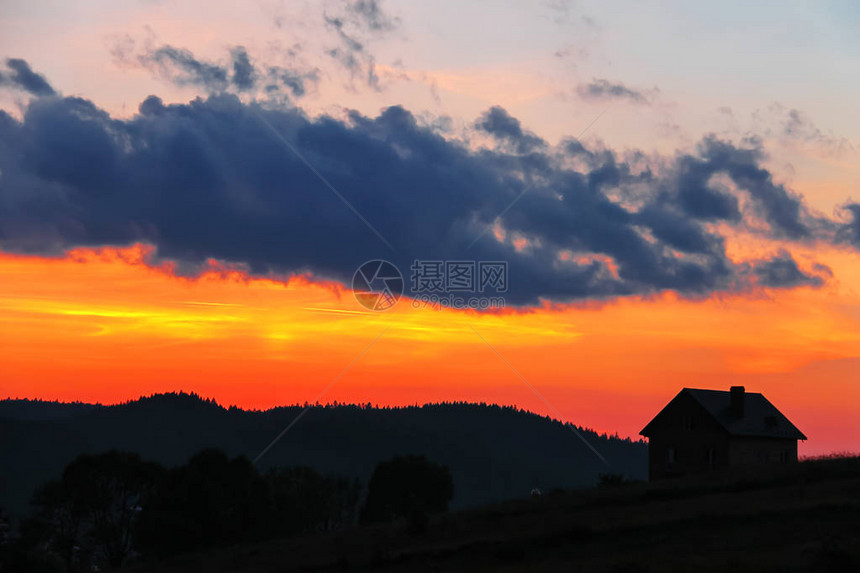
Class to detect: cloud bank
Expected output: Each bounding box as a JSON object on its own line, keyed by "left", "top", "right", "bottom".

{"left": 0, "top": 59, "right": 851, "bottom": 306}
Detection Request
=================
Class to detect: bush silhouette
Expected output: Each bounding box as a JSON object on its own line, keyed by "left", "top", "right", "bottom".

{"left": 360, "top": 455, "right": 453, "bottom": 527}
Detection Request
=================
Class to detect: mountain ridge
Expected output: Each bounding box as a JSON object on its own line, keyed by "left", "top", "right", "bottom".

{"left": 0, "top": 392, "right": 647, "bottom": 520}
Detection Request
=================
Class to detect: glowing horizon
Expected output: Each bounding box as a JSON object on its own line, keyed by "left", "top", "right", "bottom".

{"left": 1, "top": 244, "right": 857, "bottom": 456}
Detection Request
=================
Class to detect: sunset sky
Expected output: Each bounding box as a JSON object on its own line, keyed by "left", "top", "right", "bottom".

{"left": 1, "top": 0, "right": 858, "bottom": 455}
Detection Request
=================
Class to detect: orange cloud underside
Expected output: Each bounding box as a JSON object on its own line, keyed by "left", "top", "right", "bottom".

{"left": 1, "top": 244, "right": 858, "bottom": 456}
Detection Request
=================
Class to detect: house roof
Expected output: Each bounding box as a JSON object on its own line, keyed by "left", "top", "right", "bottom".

{"left": 640, "top": 388, "right": 807, "bottom": 440}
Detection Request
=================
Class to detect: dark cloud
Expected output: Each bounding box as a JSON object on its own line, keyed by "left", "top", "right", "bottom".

{"left": 662, "top": 136, "right": 829, "bottom": 241}
{"left": 323, "top": 1, "right": 398, "bottom": 91}
{"left": 0, "top": 58, "right": 56, "bottom": 96}
{"left": 751, "top": 251, "right": 826, "bottom": 288}
{"left": 577, "top": 78, "right": 655, "bottom": 104}
{"left": 140, "top": 45, "right": 230, "bottom": 90}
{"left": 230, "top": 47, "right": 256, "bottom": 90}
{"left": 324, "top": 15, "right": 379, "bottom": 90}
{"left": 836, "top": 203, "right": 860, "bottom": 247}
{"left": 347, "top": 0, "right": 399, "bottom": 32}
{"left": 696, "top": 137, "right": 816, "bottom": 239}
{"left": 672, "top": 153, "right": 742, "bottom": 221}
{"left": 265, "top": 67, "right": 319, "bottom": 98}
{"left": 635, "top": 203, "right": 721, "bottom": 255}
{"left": 475, "top": 106, "right": 546, "bottom": 153}
{"left": 130, "top": 44, "right": 317, "bottom": 97}
{"left": 0, "top": 96, "right": 847, "bottom": 306}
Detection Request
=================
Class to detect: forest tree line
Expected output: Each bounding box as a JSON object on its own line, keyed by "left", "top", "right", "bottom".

{"left": 0, "top": 449, "right": 453, "bottom": 572}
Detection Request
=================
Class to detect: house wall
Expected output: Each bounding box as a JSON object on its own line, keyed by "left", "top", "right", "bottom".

{"left": 648, "top": 433, "right": 731, "bottom": 480}
{"left": 644, "top": 392, "right": 731, "bottom": 480}
{"left": 728, "top": 437, "right": 798, "bottom": 466}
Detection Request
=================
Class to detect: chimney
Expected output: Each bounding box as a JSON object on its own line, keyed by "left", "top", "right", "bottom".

{"left": 730, "top": 386, "right": 745, "bottom": 418}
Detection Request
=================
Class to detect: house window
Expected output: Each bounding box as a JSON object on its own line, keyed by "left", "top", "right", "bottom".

{"left": 779, "top": 451, "right": 791, "bottom": 464}
{"left": 682, "top": 416, "right": 695, "bottom": 431}
{"left": 667, "top": 447, "right": 676, "bottom": 466}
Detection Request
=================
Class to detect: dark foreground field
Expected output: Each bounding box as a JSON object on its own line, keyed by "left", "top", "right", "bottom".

{"left": 134, "top": 457, "right": 860, "bottom": 573}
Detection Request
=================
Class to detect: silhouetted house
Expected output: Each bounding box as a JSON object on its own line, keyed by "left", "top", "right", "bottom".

{"left": 640, "top": 386, "right": 806, "bottom": 480}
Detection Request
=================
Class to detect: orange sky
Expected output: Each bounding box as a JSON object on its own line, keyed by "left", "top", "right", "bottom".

{"left": 1, "top": 243, "right": 857, "bottom": 457}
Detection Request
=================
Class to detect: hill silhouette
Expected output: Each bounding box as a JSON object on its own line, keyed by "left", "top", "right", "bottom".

{"left": 0, "top": 392, "right": 646, "bottom": 520}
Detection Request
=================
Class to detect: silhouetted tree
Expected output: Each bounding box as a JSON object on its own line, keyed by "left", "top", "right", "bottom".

{"left": 360, "top": 455, "right": 453, "bottom": 529}
{"left": 329, "top": 476, "right": 363, "bottom": 529}
{"left": 28, "top": 480, "right": 84, "bottom": 572}
{"left": 267, "top": 466, "right": 331, "bottom": 534}
{"left": 266, "top": 467, "right": 360, "bottom": 534}
{"left": 136, "top": 448, "right": 270, "bottom": 555}
{"left": 28, "top": 451, "right": 163, "bottom": 571}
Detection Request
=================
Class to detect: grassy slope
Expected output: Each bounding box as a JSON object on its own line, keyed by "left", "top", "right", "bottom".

{"left": 136, "top": 457, "right": 860, "bottom": 573}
